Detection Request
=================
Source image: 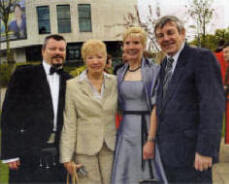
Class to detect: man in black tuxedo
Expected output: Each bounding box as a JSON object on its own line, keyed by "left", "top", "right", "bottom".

{"left": 1, "top": 34, "right": 71, "bottom": 183}
{"left": 154, "top": 16, "right": 225, "bottom": 183}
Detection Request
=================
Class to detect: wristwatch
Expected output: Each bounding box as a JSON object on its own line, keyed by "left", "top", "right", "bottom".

{"left": 147, "top": 136, "right": 156, "bottom": 142}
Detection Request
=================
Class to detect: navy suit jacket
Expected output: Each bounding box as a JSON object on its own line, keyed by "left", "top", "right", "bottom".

{"left": 1, "top": 64, "right": 71, "bottom": 165}
{"left": 156, "top": 44, "right": 225, "bottom": 167}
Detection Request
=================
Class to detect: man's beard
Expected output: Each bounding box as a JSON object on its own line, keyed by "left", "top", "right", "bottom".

{"left": 52, "top": 55, "right": 65, "bottom": 68}
{"left": 52, "top": 63, "right": 63, "bottom": 68}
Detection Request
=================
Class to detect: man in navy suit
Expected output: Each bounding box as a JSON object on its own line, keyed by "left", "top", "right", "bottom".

{"left": 1, "top": 34, "right": 71, "bottom": 183}
{"left": 154, "top": 16, "right": 225, "bottom": 183}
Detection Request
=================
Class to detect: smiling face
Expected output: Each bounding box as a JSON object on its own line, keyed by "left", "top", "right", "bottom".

{"left": 42, "top": 38, "right": 66, "bottom": 66}
{"left": 123, "top": 34, "right": 145, "bottom": 63}
{"left": 155, "top": 21, "right": 185, "bottom": 56}
{"left": 85, "top": 52, "right": 106, "bottom": 75}
{"left": 82, "top": 40, "right": 107, "bottom": 76}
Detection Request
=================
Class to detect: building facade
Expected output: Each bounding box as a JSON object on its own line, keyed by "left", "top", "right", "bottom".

{"left": 0, "top": 0, "right": 137, "bottom": 63}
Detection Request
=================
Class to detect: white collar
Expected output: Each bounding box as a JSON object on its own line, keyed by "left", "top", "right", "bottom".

{"left": 78, "top": 69, "right": 110, "bottom": 82}
{"left": 42, "top": 60, "right": 52, "bottom": 75}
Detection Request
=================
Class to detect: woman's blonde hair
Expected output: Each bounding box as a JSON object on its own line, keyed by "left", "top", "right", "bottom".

{"left": 81, "top": 39, "right": 107, "bottom": 62}
{"left": 123, "top": 27, "right": 147, "bottom": 47}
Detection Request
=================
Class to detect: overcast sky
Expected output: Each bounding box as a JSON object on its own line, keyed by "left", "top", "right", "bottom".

{"left": 138, "top": 0, "right": 229, "bottom": 39}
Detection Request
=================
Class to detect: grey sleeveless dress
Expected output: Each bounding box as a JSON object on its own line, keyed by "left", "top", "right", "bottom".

{"left": 111, "top": 81, "right": 168, "bottom": 184}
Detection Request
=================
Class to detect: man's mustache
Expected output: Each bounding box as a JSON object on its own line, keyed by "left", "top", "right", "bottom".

{"left": 52, "top": 55, "right": 64, "bottom": 60}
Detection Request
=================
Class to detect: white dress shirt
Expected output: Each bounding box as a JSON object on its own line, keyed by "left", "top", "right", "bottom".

{"left": 2, "top": 61, "right": 60, "bottom": 163}
{"left": 166, "top": 42, "right": 185, "bottom": 74}
{"left": 43, "top": 61, "right": 60, "bottom": 132}
{"left": 78, "top": 70, "right": 107, "bottom": 99}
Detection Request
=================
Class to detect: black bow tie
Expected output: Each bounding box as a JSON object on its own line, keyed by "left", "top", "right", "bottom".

{"left": 49, "top": 67, "right": 63, "bottom": 75}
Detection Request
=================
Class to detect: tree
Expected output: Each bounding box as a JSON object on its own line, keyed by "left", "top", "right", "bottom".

{"left": 189, "top": 27, "right": 229, "bottom": 51}
{"left": 0, "top": 0, "right": 18, "bottom": 64}
{"left": 186, "top": 0, "right": 214, "bottom": 48}
{"left": 106, "top": 4, "right": 161, "bottom": 52}
{"left": 215, "top": 28, "right": 229, "bottom": 43}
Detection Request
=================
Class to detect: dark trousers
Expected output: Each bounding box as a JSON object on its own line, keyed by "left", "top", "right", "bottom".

{"left": 9, "top": 164, "right": 67, "bottom": 184}
{"left": 164, "top": 165, "right": 212, "bottom": 184}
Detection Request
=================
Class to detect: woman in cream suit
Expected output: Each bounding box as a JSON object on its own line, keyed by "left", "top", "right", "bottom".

{"left": 60, "top": 39, "right": 117, "bottom": 184}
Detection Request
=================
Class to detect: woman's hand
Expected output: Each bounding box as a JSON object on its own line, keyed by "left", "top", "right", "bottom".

{"left": 64, "top": 161, "right": 82, "bottom": 175}
{"left": 143, "top": 141, "right": 155, "bottom": 160}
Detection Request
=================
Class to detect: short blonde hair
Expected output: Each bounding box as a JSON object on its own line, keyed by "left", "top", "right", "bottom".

{"left": 81, "top": 39, "right": 107, "bottom": 62}
{"left": 123, "top": 27, "right": 147, "bottom": 47}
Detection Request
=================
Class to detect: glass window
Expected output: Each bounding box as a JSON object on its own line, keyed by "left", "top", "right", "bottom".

{"left": 57, "top": 5, "right": 71, "bottom": 33}
{"left": 37, "top": 6, "right": 51, "bottom": 34}
{"left": 67, "top": 45, "right": 81, "bottom": 60}
{"left": 78, "top": 4, "right": 92, "bottom": 32}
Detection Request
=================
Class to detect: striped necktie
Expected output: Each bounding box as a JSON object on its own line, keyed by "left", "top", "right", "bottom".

{"left": 163, "top": 57, "right": 174, "bottom": 98}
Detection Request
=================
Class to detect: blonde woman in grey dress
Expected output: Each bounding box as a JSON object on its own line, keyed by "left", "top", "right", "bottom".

{"left": 111, "top": 27, "right": 168, "bottom": 184}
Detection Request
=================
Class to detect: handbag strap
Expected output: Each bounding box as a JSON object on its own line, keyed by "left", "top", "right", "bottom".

{"left": 66, "top": 162, "right": 80, "bottom": 184}
{"left": 148, "top": 159, "right": 154, "bottom": 179}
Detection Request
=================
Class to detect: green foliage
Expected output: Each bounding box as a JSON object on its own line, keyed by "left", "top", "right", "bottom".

{"left": 0, "top": 62, "right": 78, "bottom": 87}
{"left": 0, "top": 160, "right": 9, "bottom": 184}
{"left": 63, "top": 65, "right": 77, "bottom": 74}
{"left": 70, "top": 65, "right": 86, "bottom": 77}
{"left": 189, "top": 28, "right": 229, "bottom": 50}
{"left": 0, "top": 64, "right": 15, "bottom": 88}
{"left": 0, "top": 115, "right": 9, "bottom": 184}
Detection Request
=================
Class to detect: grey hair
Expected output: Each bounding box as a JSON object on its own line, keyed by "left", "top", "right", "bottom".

{"left": 154, "top": 15, "right": 185, "bottom": 34}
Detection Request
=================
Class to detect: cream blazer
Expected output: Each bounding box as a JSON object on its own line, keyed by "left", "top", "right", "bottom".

{"left": 60, "top": 72, "right": 117, "bottom": 163}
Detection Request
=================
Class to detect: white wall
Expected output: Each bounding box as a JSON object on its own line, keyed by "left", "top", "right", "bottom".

{"left": 1, "top": 0, "right": 137, "bottom": 50}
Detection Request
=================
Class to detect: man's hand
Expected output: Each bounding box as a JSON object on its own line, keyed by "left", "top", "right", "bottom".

{"left": 64, "top": 162, "right": 82, "bottom": 176}
{"left": 194, "top": 152, "right": 212, "bottom": 171}
{"left": 143, "top": 141, "right": 155, "bottom": 160}
{"left": 7, "top": 160, "right": 20, "bottom": 170}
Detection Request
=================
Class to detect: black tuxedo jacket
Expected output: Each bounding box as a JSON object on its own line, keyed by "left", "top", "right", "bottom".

{"left": 1, "top": 64, "right": 71, "bottom": 164}
{"left": 156, "top": 44, "right": 225, "bottom": 167}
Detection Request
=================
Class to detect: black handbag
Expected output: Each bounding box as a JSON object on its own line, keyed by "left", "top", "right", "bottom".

{"left": 138, "top": 115, "right": 163, "bottom": 184}
{"left": 139, "top": 159, "right": 162, "bottom": 184}
{"left": 139, "top": 178, "right": 161, "bottom": 184}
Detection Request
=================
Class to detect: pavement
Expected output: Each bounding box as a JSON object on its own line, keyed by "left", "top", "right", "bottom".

{"left": 213, "top": 138, "right": 229, "bottom": 184}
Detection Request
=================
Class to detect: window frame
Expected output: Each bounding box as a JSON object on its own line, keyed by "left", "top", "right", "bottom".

{"left": 56, "top": 4, "right": 72, "bottom": 33}
{"left": 36, "top": 6, "right": 51, "bottom": 34}
{"left": 78, "top": 4, "right": 92, "bottom": 32}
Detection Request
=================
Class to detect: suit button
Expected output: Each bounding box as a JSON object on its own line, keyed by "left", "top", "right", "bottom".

{"left": 20, "top": 129, "right": 25, "bottom": 133}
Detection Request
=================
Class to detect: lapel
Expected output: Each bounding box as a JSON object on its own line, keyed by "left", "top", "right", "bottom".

{"left": 58, "top": 72, "right": 71, "bottom": 112}
{"left": 117, "top": 64, "right": 128, "bottom": 107}
{"left": 78, "top": 73, "right": 111, "bottom": 106}
{"left": 102, "top": 75, "right": 114, "bottom": 105}
{"left": 56, "top": 72, "right": 67, "bottom": 128}
{"left": 36, "top": 64, "right": 54, "bottom": 122}
{"left": 157, "top": 58, "right": 166, "bottom": 114}
{"left": 78, "top": 78, "right": 94, "bottom": 98}
{"left": 159, "top": 44, "right": 190, "bottom": 112}
{"left": 117, "top": 63, "right": 128, "bottom": 87}
{"left": 141, "top": 59, "right": 154, "bottom": 110}
{"left": 56, "top": 71, "right": 72, "bottom": 143}
{"left": 117, "top": 59, "right": 152, "bottom": 110}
